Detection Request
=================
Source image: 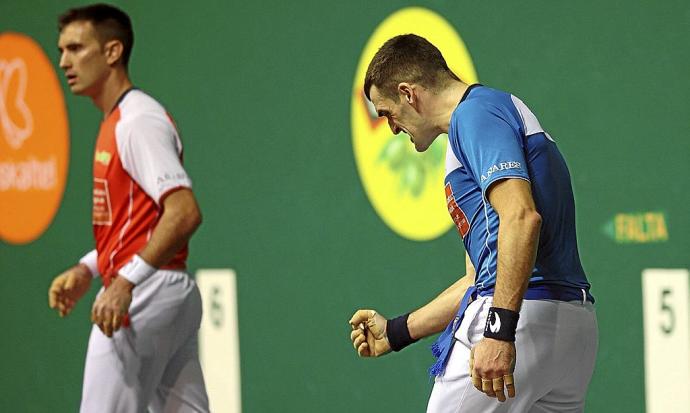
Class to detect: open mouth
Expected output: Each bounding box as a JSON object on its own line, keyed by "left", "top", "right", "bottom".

{"left": 66, "top": 74, "right": 77, "bottom": 85}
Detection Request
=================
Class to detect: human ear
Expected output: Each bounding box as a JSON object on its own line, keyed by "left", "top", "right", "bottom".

{"left": 104, "top": 40, "right": 124, "bottom": 66}
{"left": 397, "top": 83, "right": 415, "bottom": 105}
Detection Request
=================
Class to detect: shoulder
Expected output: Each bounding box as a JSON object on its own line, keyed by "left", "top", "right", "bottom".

{"left": 459, "top": 87, "right": 513, "bottom": 116}
{"left": 117, "top": 90, "right": 171, "bottom": 127}
{"left": 455, "top": 87, "right": 522, "bottom": 133}
{"left": 115, "top": 90, "right": 175, "bottom": 137}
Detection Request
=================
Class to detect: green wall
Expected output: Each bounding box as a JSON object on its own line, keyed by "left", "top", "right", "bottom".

{"left": 1, "top": 1, "right": 689, "bottom": 411}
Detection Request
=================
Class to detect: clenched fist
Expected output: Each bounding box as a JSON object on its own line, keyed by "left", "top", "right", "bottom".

{"left": 349, "top": 309, "right": 391, "bottom": 357}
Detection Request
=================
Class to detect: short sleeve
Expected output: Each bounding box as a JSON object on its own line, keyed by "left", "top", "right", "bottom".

{"left": 115, "top": 113, "right": 192, "bottom": 204}
{"left": 456, "top": 103, "right": 530, "bottom": 194}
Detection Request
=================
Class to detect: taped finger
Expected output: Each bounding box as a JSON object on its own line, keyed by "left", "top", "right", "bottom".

{"left": 472, "top": 373, "right": 482, "bottom": 391}
{"left": 481, "top": 378, "right": 495, "bottom": 397}
{"left": 504, "top": 374, "right": 516, "bottom": 398}
{"left": 493, "top": 377, "right": 506, "bottom": 402}
{"left": 470, "top": 349, "right": 482, "bottom": 390}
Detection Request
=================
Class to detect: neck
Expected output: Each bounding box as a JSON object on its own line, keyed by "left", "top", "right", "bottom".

{"left": 91, "top": 68, "right": 133, "bottom": 115}
{"left": 433, "top": 80, "right": 468, "bottom": 134}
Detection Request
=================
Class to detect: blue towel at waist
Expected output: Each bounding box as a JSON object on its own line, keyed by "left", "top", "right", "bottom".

{"left": 429, "top": 284, "right": 594, "bottom": 377}
{"left": 429, "top": 286, "right": 476, "bottom": 377}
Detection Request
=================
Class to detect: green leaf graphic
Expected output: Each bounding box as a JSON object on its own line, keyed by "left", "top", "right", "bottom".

{"left": 377, "top": 134, "right": 446, "bottom": 198}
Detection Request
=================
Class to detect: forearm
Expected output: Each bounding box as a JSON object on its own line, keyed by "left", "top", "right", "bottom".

{"left": 407, "top": 273, "right": 475, "bottom": 340}
{"left": 116, "top": 190, "right": 200, "bottom": 287}
{"left": 492, "top": 211, "right": 541, "bottom": 312}
{"left": 138, "top": 207, "right": 200, "bottom": 268}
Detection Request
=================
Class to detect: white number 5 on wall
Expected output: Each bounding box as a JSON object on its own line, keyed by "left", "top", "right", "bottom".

{"left": 197, "top": 269, "right": 242, "bottom": 413}
{"left": 642, "top": 269, "right": 689, "bottom": 413}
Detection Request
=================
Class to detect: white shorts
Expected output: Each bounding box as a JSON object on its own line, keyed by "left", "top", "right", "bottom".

{"left": 80, "top": 270, "right": 209, "bottom": 413}
{"left": 427, "top": 296, "right": 598, "bottom": 413}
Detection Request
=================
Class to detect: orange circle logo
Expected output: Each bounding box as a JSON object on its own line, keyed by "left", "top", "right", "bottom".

{"left": 0, "top": 33, "right": 69, "bottom": 244}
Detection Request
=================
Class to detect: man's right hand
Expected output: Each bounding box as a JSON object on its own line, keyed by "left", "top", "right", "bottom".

{"left": 349, "top": 309, "right": 391, "bottom": 357}
{"left": 48, "top": 264, "right": 92, "bottom": 317}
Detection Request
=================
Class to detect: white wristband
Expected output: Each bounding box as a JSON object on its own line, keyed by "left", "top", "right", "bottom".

{"left": 118, "top": 254, "right": 157, "bottom": 285}
{"left": 78, "top": 249, "right": 100, "bottom": 278}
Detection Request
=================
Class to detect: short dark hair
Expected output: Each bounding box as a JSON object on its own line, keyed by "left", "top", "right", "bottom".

{"left": 364, "top": 34, "right": 459, "bottom": 101}
{"left": 58, "top": 3, "right": 134, "bottom": 68}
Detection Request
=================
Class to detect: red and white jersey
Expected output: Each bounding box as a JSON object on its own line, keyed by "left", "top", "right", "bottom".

{"left": 92, "top": 89, "right": 191, "bottom": 285}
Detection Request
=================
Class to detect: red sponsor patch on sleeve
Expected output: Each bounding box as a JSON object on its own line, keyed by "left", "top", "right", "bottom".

{"left": 445, "top": 183, "right": 469, "bottom": 238}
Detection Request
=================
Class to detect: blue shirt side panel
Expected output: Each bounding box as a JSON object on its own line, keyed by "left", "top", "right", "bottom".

{"left": 525, "top": 133, "right": 589, "bottom": 289}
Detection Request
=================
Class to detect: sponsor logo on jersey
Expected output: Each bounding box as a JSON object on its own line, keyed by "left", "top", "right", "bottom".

{"left": 95, "top": 150, "right": 111, "bottom": 166}
{"left": 0, "top": 33, "right": 69, "bottom": 244}
{"left": 480, "top": 161, "right": 522, "bottom": 182}
{"left": 445, "top": 182, "right": 470, "bottom": 238}
{"left": 156, "top": 171, "right": 188, "bottom": 193}
{"left": 92, "top": 178, "right": 112, "bottom": 225}
{"left": 351, "top": 7, "right": 478, "bottom": 241}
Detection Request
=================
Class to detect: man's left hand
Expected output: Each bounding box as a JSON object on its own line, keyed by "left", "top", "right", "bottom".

{"left": 91, "top": 276, "right": 134, "bottom": 337}
{"left": 470, "top": 338, "right": 516, "bottom": 402}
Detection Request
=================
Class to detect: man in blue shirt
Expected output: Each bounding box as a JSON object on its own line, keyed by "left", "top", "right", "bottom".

{"left": 349, "top": 34, "right": 598, "bottom": 412}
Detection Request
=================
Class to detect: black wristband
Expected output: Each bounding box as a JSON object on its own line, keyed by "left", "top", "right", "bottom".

{"left": 386, "top": 313, "right": 418, "bottom": 352}
{"left": 483, "top": 307, "right": 519, "bottom": 342}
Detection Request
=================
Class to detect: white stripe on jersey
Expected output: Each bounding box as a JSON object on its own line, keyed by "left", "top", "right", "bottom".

{"left": 444, "top": 139, "right": 463, "bottom": 176}
{"left": 109, "top": 180, "right": 134, "bottom": 272}
{"left": 510, "top": 95, "right": 555, "bottom": 141}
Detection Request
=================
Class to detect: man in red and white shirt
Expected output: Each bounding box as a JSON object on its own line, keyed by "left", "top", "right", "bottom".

{"left": 48, "top": 4, "right": 209, "bottom": 412}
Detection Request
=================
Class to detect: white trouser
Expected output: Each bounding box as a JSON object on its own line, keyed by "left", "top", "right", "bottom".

{"left": 427, "top": 296, "right": 598, "bottom": 413}
{"left": 80, "top": 270, "right": 209, "bottom": 413}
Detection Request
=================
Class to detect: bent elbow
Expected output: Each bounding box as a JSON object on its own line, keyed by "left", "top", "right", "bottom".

{"left": 528, "top": 210, "right": 542, "bottom": 231}
{"left": 184, "top": 206, "right": 202, "bottom": 234}
{"left": 170, "top": 204, "right": 202, "bottom": 236}
{"left": 191, "top": 209, "right": 202, "bottom": 231}
{"left": 502, "top": 208, "right": 542, "bottom": 232}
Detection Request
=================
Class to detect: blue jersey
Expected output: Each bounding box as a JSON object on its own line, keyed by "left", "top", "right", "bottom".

{"left": 444, "top": 84, "right": 591, "bottom": 297}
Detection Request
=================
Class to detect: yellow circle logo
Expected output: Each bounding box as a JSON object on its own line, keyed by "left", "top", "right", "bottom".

{"left": 351, "top": 8, "right": 478, "bottom": 241}
{"left": 0, "top": 33, "right": 70, "bottom": 244}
